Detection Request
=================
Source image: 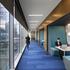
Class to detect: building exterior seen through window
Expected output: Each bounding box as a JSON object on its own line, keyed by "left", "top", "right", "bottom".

{"left": 0, "top": 3, "right": 28, "bottom": 70}
{"left": 0, "top": 3, "right": 9, "bottom": 70}
{"left": 14, "top": 18, "right": 20, "bottom": 59}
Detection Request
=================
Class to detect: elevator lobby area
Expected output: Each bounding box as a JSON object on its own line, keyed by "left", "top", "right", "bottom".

{"left": 0, "top": 0, "right": 70, "bottom": 70}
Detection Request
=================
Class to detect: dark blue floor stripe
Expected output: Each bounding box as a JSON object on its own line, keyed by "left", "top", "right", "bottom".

{"left": 16, "top": 41, "right": 66, "bottom": 70}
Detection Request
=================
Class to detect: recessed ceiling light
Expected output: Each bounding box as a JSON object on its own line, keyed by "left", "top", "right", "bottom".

{"left": 53, "top": 14, "right": 63, "bottom": 17}
{"left": 28, "top": 14, "right": 43, "bottom": 17}
{"left": 68, "top": 23, "right": 70, "bottom": 26}
{"left": 46, "top": 20, "right": 53, "bottom": 23}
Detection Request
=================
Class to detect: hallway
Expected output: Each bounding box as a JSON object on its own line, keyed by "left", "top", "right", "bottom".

{"left": 16, "top": 41, "right": 66, "bottom": 70}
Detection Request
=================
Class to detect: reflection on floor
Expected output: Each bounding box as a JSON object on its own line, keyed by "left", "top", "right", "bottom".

{"left": 16, "top": 41, "right": 66, "bottom": 70}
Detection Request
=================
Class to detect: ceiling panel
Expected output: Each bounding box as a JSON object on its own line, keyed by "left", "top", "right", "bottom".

{"left": 19, "top": 0, "right": 61, "bottom": 31}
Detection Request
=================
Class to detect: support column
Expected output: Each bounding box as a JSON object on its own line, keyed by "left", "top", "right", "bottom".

{"left": 38, "top": 30, "right": 40, "bottom": 47}
{"left": 44, "top": 26, "right": 47, "bottom": 51}
{"left": 9, "top": 14, "right": 14, "bottom": 70}
{"left": 9, "top": 0, "right": 15, "bottom": 70}
{"left": 35, "top": 30, "right": 36, "bottom": 40}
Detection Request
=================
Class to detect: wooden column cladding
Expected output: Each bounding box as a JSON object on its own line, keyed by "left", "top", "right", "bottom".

{"left": 44, "top": 26, "right": 47, "bottom": 51}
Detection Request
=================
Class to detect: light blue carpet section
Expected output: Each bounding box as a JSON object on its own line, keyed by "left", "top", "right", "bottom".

{"left": 16, "top": 41, "right": 66, "bottom": 70}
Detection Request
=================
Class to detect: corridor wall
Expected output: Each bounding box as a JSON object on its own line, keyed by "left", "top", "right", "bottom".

{"left": 36, "top": 31, "right": 38, "bottom": 41}
{"left": 40, "top": 29, "right": 44, "bottom": 47}
{"left": 31, "top": 31, "right": 35, "bottom": 40}
{"left": 48, "top": 26, "right": 67, "bottom": 48}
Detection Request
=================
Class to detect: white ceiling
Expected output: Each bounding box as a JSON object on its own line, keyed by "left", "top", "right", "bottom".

{"left": 19, "top": 0, "right": 61, "bottom": 31}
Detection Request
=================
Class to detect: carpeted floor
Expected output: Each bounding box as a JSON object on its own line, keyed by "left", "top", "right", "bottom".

{"left": 16, "top": 41, "right": 66, "bottom": 70}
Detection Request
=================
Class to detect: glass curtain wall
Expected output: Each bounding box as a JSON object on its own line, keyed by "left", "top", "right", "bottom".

{"left": 0, "top": 2, "right": 28, "bottom": 70}
{"left": 14, "top": 18, "right": 20, "bottom": 59}
{"left": 0, "top": 3, "right": 9, "bottom": 70}
{"left": 20, "top": 24, "right": 28, "bottom": 52}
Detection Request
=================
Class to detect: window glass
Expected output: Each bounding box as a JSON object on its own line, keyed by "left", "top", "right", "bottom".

{"left": 20, "top": 24, "right": 28, "bottom": 52}
{"left": 0, "top": 2, "right": 28, "bottom": 70}
{"left": 14, "top": 18, "right": 20, "bottom": 59}
{"left": 0, "top": 3, "right": 9, "bottom": 70}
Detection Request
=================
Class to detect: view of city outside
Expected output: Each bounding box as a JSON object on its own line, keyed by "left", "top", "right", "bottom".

{"left": 0, "top": 2, "right": 28, "bottom": 70}
{"left": 20, "top": 24, "right": 28, "bottom": 52}
{"left": 14, "top": 18, "right": 20, "bottom": 59}
{"left": 0, "top": 3, "right": 9, "bottom": 70}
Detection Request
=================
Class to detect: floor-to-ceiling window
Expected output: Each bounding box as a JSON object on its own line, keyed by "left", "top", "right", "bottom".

{"left": 0, "top": 2, "right": 28, "bottom": 70}
{"left": 14, "top": 18, "right": 20, "bottom": 59}
{"left": 20, "top": 24, "right": 28, "bottom": 52}
{"left": 0, "top": 3, "right": 9, "bottom": 70}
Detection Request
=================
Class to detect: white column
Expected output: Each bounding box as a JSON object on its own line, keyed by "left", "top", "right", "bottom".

{"left": 35, "top": 30, "right": 37, "bottom": 40}
{"left": 9, "top": 14, "right": 14, "bottom": 70}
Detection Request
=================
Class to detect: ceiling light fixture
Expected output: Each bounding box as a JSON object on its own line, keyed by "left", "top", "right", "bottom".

{"left": 68, "top": 23, "right": 70, "bottom": 26}
{"left": 53, "top": 14, "right": 63, "bottom": 17}
{"left": 46, "top": 20, "right": 53, "bottom": 23}
{"left": 28, "top": 14, "right": 43, "bottom": 17}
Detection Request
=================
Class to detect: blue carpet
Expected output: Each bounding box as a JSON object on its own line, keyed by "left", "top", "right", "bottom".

{"left": 16, "top": 41, "right": 66, "bottom": 70}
